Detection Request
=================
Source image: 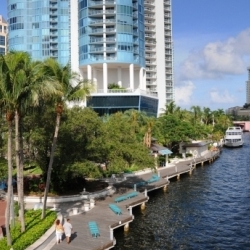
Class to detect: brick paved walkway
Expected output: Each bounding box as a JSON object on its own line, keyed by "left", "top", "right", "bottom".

{"left": 0, "top": 200, "right": 6, "bottom": 235}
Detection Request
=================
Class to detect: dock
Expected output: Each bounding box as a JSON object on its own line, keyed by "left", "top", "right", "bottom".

{"left": 12, "top": 150, "right": 221, "bottom": 250}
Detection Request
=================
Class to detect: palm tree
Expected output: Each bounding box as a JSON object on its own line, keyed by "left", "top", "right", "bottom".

{"left": 161, "top": 101, "right": 180, "bottom": 116}
{"left": 203, "top": 107, "right": 211, "bottom": 125}
{"left": 0, "top": 52, "right": 62, "bottom": 237}
{"left": 190, "top": 105, "right": 202, "bottom": 125}
{"left": 41, "top": 58, "right": 94, "bottom": 219}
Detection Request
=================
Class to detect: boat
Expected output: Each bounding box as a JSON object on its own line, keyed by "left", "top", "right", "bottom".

{"left": 224, "top": 127, "right": 244, "bottom": 147}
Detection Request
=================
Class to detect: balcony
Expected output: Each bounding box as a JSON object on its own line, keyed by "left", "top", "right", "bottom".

{"left": 145, "top": 54, "right": 155, "bottom": 59}
{"left": 144, "top": 7, "right": 154, "bottom": 12}
{"left": 90, "top": 28, "right": 104, "bottom": 34}
{"left": 145, "top": 20, "right": 155, "bottom": 26}
{"left": 145, "top": 40, "right": 156, "bottom": 46}
{"left": 146, "top": 74, "right": 156, "bottom": 79}
{"left": 89, "top": 10, "right": 104, "bottom": 16}
{"left": 50, "top": 18, "right": 58, "bottom": 23}
{"left": 90, "top": 37, "right": 104, "bottom": 43}
{"left": 89, "top": 19, "right": 104, "bottom": 25}
{"left": 105, "top": 27, "right": 116, "bottom": 33}
{"left": 106, "top": 46, "right": 116, "bottom": 52}
{"left": 89, "top": 47, "right": 104, "bottom": 53}
{"left": 145, "top": 34, "right": 155, "bottom": 38}
{"left": 88, "top": 0, "right": 103, "bottom": 7}
{"left": 146, "top": 67, "right": 156, "bottom": 71}
{"left": 144, "top": 1, "right": 154, "bottom": 6}
{"left": 144, "top": 14, "right": 155, "bottom": 20}
{"left": 105, "top": 9, "right": 116, "bottom": 15}
{"left": 106, "top": 37, "right": 116, "bottom": 43}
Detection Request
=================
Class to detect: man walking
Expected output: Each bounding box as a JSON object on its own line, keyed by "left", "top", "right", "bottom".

{"left": 63, "top": 218, "right": 73, "bottom": 244}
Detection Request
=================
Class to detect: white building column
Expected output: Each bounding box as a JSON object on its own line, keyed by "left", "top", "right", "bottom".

{"left": 117, "top": 67, "right": 122, "bottom": 87}
{"left": 129, "top": 64, "right": 134, "bottom": 90}
{"left": 87, "top": 65, "right": 92, "bottom": 80}
{"left": 103, "top": 63, "right": 108, "bottom": 93}
{"left": 93, "top": 67, "right": 97, "bottom": 91}
{"left": 143, "top": 69, "right": 146, "bottom": 90}
{"left": 139, "top": 67, "right": 143, "bottom": 90}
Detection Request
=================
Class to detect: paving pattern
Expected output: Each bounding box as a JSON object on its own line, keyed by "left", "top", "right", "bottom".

{"left": 0, "top": 200, "right": 6, "bottom": 236}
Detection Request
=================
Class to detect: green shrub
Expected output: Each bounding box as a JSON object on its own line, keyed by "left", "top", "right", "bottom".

{"left": 0, "top": 210, "right": 57, "bottom": 250}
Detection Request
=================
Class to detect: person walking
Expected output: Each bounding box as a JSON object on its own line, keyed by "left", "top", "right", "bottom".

{"left": 55, "top": 219, "right": 64, "bottom": 244}
{"left": 63, "top": 218, "right": 73, "bottom": 244}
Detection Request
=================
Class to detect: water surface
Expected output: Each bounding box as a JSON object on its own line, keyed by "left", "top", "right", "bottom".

{"left": 114, "top": 133, "right": 250, "bottom": 250}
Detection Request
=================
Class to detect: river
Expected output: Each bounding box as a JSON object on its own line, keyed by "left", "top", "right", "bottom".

{"left": 113, "top": 132, "right": 250, "bottom": 250}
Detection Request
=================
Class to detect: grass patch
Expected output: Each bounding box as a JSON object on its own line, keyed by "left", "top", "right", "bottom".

{"left": 0, "top": 209, "right": 57, "bottom": 250}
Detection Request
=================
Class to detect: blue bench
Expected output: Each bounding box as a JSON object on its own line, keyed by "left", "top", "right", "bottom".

{"left": 125, "top": 191, "right": 138, "bottom": 199}
{"left": 146, "top": 174, "right": 160, "bottom": 184}
{"left": 114, "top": 195, "right": 127, "bottom": 203}
{"left": 109, "top": 204, "right": 122, "bottom": 215}
{"left": 88, "top": 221, "right": 100, "bottom": 238}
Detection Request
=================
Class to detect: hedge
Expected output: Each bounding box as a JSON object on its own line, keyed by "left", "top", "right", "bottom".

{"left": 0, "top": 209, "right": 57, "bottom": 250}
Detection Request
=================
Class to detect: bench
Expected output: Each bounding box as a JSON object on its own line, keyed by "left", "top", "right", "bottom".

{"left": 125, "top": 191, "right": 138, "bottom": 199}
{"left": 114, "top": 195, "right": 127, "bottom": 203}
{"left": 109, "top": 204, "right": 122, "bottom": 215}
{"left": 88, "top": 221, "right": 100, "bottom": 238}
{"left": 146, "top": 174, "right": 160, "bottom": 184}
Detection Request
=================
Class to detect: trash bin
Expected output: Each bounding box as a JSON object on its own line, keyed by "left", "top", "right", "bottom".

{"left": 1, "top": 225, "right": 6, "bottom": 237}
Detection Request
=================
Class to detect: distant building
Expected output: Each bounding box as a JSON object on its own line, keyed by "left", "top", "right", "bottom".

{"left": 226, "top": 106, "right": 250, "bottom": 118}
{"left": 246, "top": 67, "right": 250, "bottom": 104}
{"left": 0, "top": 15, "right": 7, "bottom": 55}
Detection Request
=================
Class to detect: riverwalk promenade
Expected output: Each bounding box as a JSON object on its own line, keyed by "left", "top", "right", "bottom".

{"left": 0, "top": 149, "right": 220, "bottom": 249}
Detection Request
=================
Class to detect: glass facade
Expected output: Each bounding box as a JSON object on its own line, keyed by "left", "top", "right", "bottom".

{"left": 7, "top": 0, "right": 70, "bottom": 65}
{"left": 78, "top": 0, "right": 145, "bottom": 67}
{"left": 87, "top": 95, "right": 158, "bottom": 117}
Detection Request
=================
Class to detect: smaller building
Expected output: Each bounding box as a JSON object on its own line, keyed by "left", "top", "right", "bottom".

{"left": 179, "top": 140, "right": 211, "bottom": 159}
{"left": 0, "top": 15, "right": 7, "bottom": 55}
{"left": 150, "top": 138, "right": 172, "bottom": 167}
{"left": 233, "top": 121, "right": 250, "bottom": 132}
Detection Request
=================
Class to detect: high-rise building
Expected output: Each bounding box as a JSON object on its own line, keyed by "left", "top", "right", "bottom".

{"left": 0, "top": 15, "right": 7, "bottom": 55}
{"left": 7, "top": 0, "right": 174, "bottom": 116}
{"left": 144, "top": 0, "right": 174, "bottom": 113}
{"left": 247, "top": 67, "right": 250, "bottom": 104}
{"left": 7, "top": 0, "right": 70, "bottom": 66}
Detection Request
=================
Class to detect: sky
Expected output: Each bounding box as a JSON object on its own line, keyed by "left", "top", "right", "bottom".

{"left": 172, "top": 0, "right": 250, "bottom": 111}
{"left": 0, "top": 0, "right": 250, "bottom": 111}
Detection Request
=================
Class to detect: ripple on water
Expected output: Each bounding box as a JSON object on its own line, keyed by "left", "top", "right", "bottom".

{"left": 114, "top": 133, "right": 250, "bottom": 250}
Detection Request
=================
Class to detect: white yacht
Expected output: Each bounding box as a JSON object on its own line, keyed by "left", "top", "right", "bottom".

{"left": 224, "top": 127, "right": 244, "bottom": 147}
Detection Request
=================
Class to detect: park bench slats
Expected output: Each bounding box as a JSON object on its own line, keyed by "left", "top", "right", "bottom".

{"left": 109, "top": 204, "right": 122, "bottom": 215}
{"left": 146, "top": 174, "right": 160, "bottom": 184}
{"left": 88, "top": 221, "right": 100, "bottom": 238}
{"left": 125, "top": 191, "right": 138, "bottom": 199}
{"left": 114, "top": 195, "right": 127, "bottom": 203}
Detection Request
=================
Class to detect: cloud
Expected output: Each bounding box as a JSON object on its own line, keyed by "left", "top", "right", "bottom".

{"left": 210, "top": 89, "right": 235, "bottom": 103}
{"left": 179, "top": 28, "right": 250, "bottom": 80}
{"left": 175, "top": 81, "right": 195, "bottom": 105}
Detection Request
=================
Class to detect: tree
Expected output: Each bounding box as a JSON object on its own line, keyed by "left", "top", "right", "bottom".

{"left": 161, "top": 101, "right": 180, "bottom": 116}
{"left": 190, "top": 105, "right": 202, "bottom": 125}
{"left": 0, "top": 51, "right": 62, "bottom": 236}
{"left": 41, "top": 58, "right": 94, "bottom": 219}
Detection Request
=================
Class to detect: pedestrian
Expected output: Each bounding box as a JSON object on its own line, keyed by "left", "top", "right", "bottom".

{"left": 55, "top": 219, "right": 64, "bottom": 244}
{"left": 63, "top": 218, "right": 73, "bottom": 244}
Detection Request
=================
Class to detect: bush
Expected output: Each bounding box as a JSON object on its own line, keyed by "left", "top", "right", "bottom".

{"left": 0, "top": 210, "right": 57, "bottom": 250}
